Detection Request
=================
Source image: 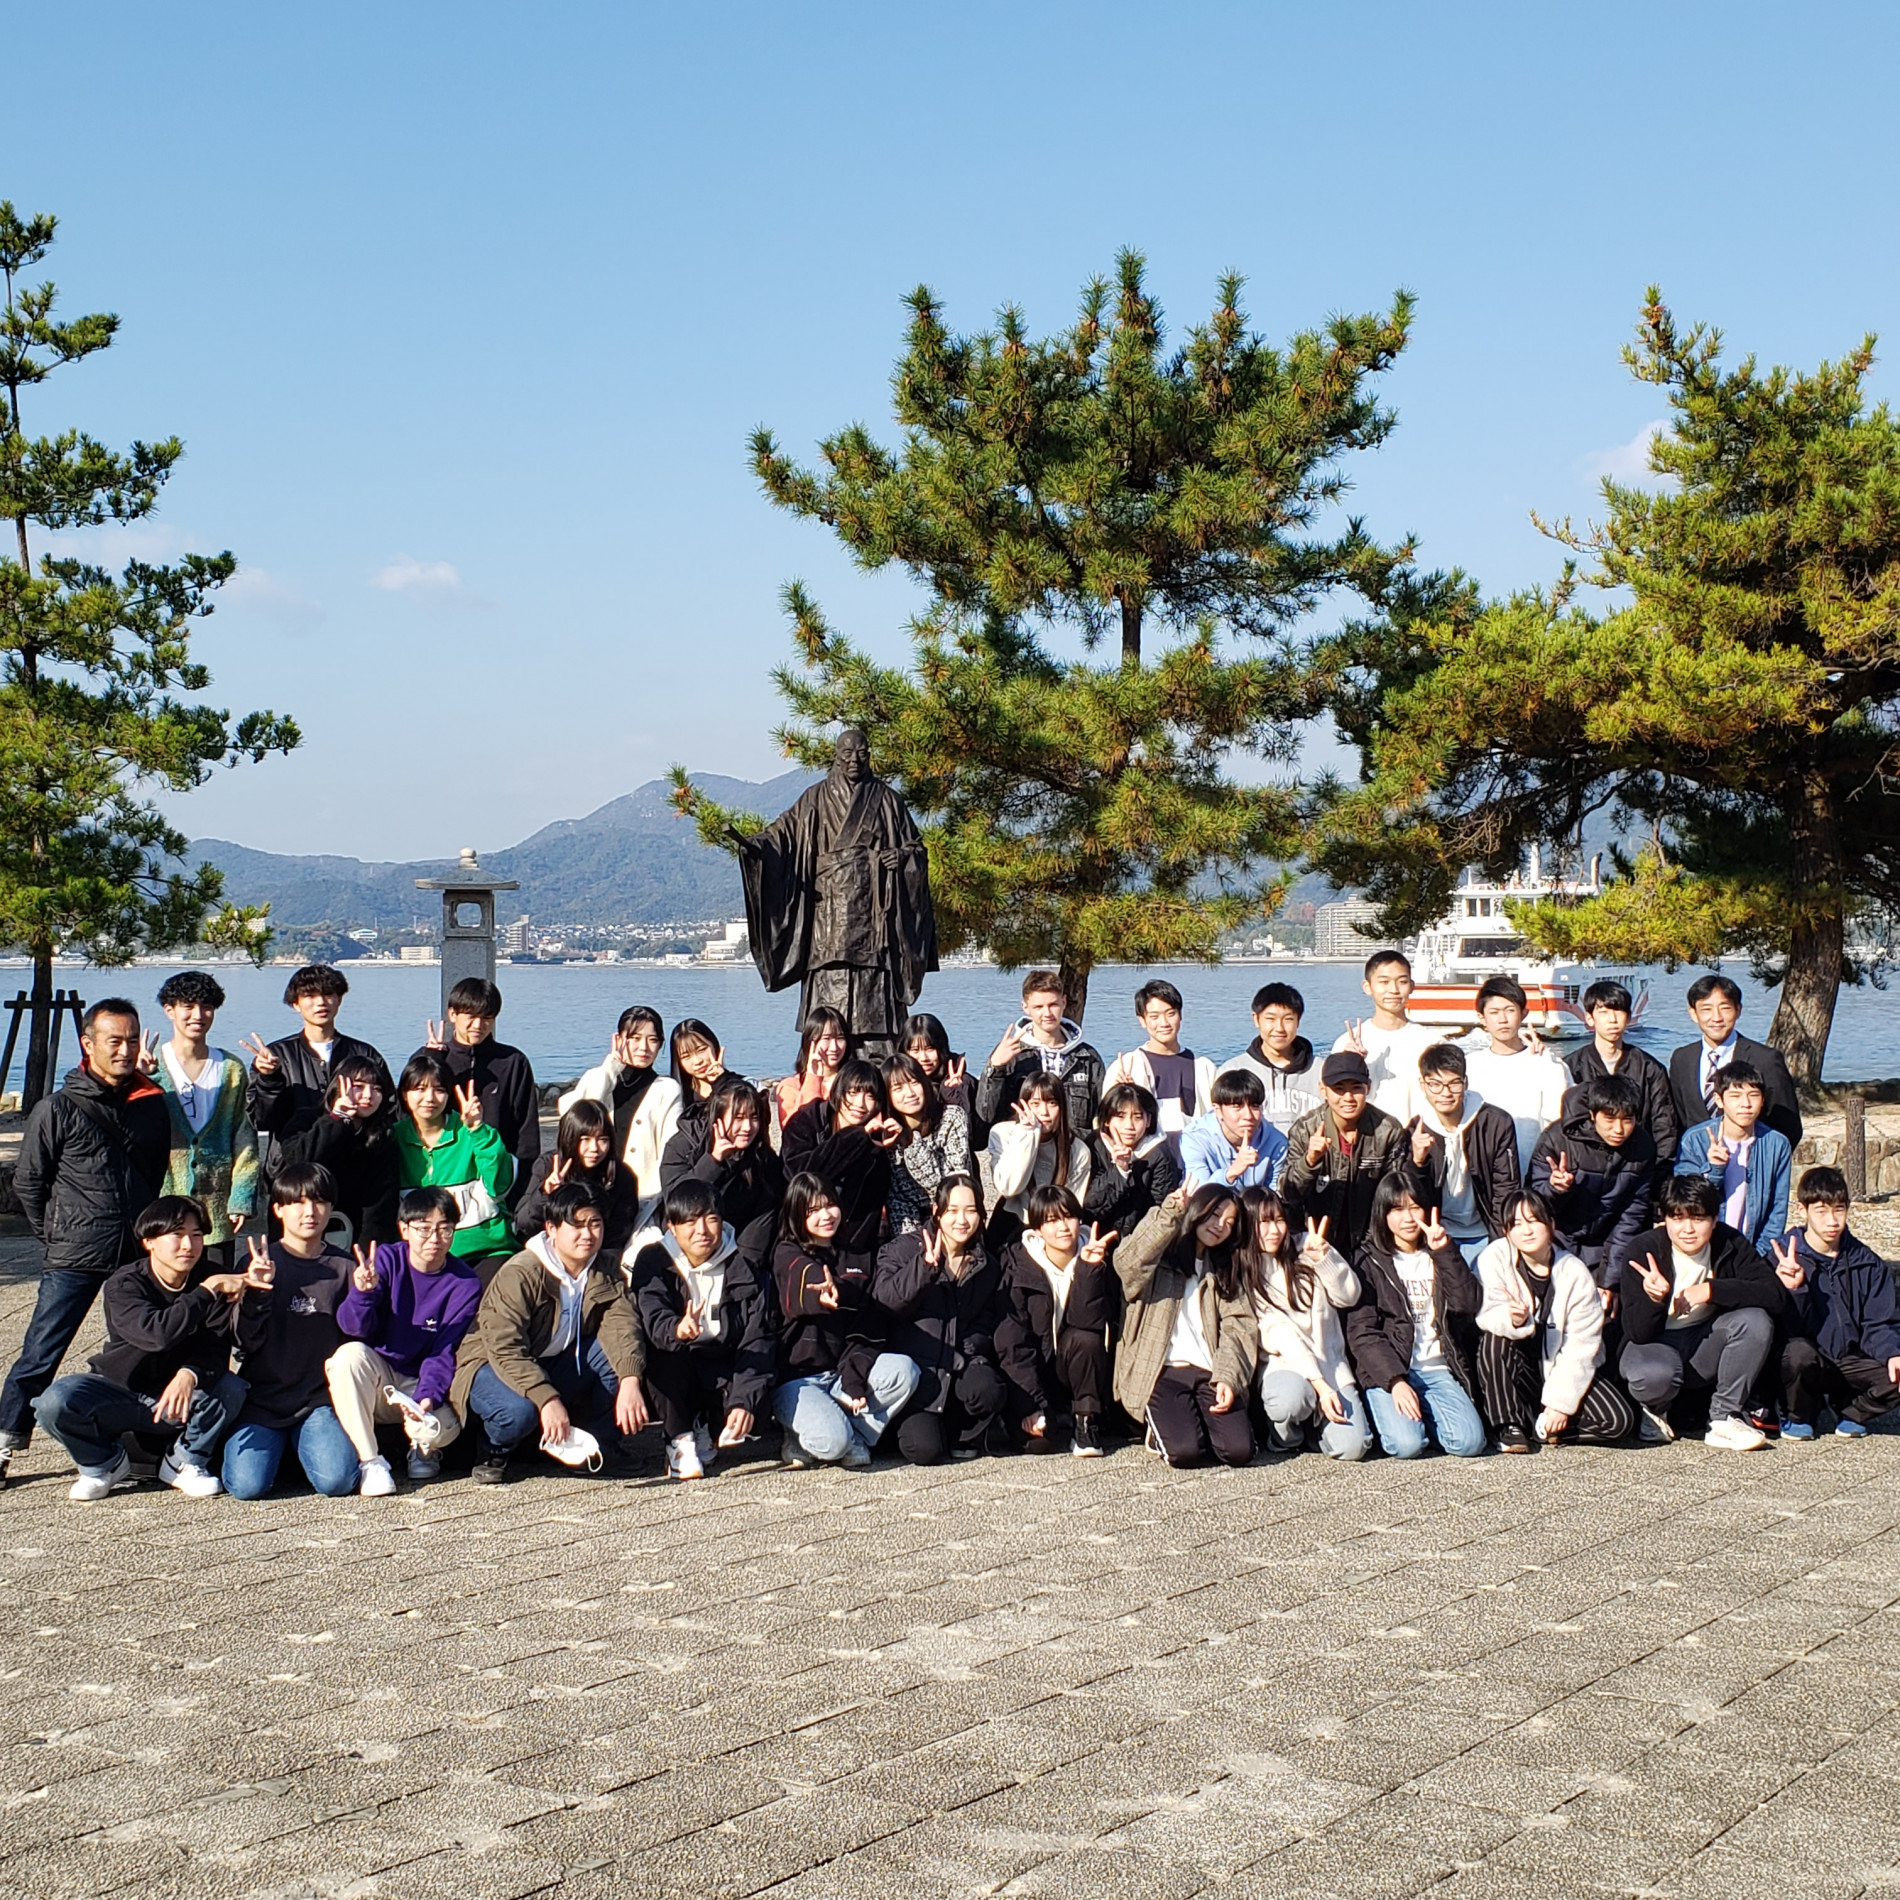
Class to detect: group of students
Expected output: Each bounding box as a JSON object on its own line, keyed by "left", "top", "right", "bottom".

{"left": 2, "top": 950, "right": 1894, "bottom": 1504}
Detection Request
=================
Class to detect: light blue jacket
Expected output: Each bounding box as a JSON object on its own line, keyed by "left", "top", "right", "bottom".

{"left": 1676, "top": 1117, "right": 1792, "bottom": 1249}
{"left": 1180, "top": 1110, "right": 1287, "bottom": 1193}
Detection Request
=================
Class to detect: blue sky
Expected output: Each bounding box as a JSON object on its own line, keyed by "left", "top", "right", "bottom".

{"left": 13, "top": 2, "right": 1899, "bottom": 861}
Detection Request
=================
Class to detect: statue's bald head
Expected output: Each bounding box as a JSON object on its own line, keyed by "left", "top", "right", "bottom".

{"left": 834, "top": 729, "right": 871, "bottom": 783}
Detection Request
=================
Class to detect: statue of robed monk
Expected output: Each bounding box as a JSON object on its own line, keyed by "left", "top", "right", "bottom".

{"left": 729, "top": 730, "right": 937, "bottom": 1057}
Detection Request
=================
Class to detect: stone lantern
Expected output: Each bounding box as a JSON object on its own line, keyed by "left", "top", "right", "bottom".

{"left": 415, "top": 847, "right": 520, "bottom": 1014}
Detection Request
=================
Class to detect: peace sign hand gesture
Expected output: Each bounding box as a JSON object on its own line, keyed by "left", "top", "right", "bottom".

{"left": 1078, "top": 1223, "right": 1118, "bottom": 1266}
{"left": 243, "top": 1234, "right": 276, "bottom": 1290}
{"left": 988, "top": 1023, "right": 1025, "bottom": 1070}
{"left": 137, "top": 1029, "right": 161, "bottom": 1074}
{"left": 454, "top": 1081, "right": 484, "bottom": 1130}
{"left": 425, "top": 1019, "right": 448, "bottom": 1051}
{"left": 351, "top": 1243, "right": 379, "bottom": 1294}
{"left": 944, "top": 1055, "right": 967, "bottom": 1089}
{"left": 1546, "top": 1150, "right": 1575, "bottom": 1194}
{"left": 1419, "top": 1206, "right": 1449, "bottom": 1252}
{"left": 1633, "top": 1251, "right": 1671, "bottom": 1306}
{"left": 1408, "top": 1116, "right": 1434, "bottom": 1166}
{"left": 542, "top": 1154, "right": 570, "bottom": 1195}
{"left": 240, "top": 1032, "right": 278, "bottom": 1075}
{"left": 675, "top": 1298, "right": 706, "bottom": 1343}
{"left": 1343, "top": 1018, "right": 1368, "bottom": 1055}
{"left": 922, "top": 1224, "right": 944, "bottom": 1271}
{"left": 1300, "top": 1216, "right": 1331, "bottom": 1267}
{"left": 815, "top": 1265, "right": 841, "bottom": 1311}
{"left": 1769, "top": 1236, "right": 1806, "bottom": 1290}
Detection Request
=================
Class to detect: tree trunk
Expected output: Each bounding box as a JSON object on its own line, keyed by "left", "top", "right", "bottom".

{"left": 1119, "top": 593, "right": 1141, "bottom": 668}
{"left": 1767, "top": 774, "right": 1845, "bottom": 1087}
{"left": 1056, "top": 957, "right": 1092, "bottom": 1026}
{"left": 21, "top": 948, "right": 52, "bottom": 1111}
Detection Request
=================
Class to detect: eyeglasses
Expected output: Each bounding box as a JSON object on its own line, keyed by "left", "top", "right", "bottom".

{"left": 401, "top": 1222, "right": 457, "bottom": 1238}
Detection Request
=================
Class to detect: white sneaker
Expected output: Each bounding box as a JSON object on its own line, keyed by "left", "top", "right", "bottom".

{"left": 1706, "top": 1414, "right": 1768, "bottom": 1452}
{"left": 666, "top": 1434, "right": 704, "bottom": 1481}
{"left": 158, "top": 1448, "right": 222, "bottom": 1497}
{"left": 357, "top": 1454, "right": 397, "bottom": 1496}
{"left": 841, "top": 1437, "right": 872, "bottom": 1470}
{"left": 70, "top": 1455, "right": 137, "bottom": 1502}
{"left": 694, "top": 1423, "right": 718, "bottom": 1470}
{"left": 1638, "top": 1404, "right": 1677, "bottom": 1444}
{"left": 405, "top": 1448, "right": 441, "bottom": 1482}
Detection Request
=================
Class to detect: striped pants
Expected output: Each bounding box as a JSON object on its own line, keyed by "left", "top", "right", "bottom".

{"left": 1476, "top": 1329, "right": 1636, "bottom": 1443}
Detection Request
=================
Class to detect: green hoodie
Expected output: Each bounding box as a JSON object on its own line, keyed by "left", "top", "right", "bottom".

{"left": 395, "top": 1118, "right": 516, "bottom": 1259}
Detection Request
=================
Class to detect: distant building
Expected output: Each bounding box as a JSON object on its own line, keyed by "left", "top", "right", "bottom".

{"left": 1314, "top": 899, "right": 1383, "bottom": 959}
{"left": 700, "top": 920, "right": 749, "bottom": 962}
{"left": 501, "top": 914, "right": 532, "bottom": 955}
{"left": 399, "top": 944, "right": 439, "bottom": 964}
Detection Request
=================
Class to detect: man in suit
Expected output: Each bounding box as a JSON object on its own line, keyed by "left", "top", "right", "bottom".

{"left": 1669, "top": 973, "right": 1802, "bottom": 1151}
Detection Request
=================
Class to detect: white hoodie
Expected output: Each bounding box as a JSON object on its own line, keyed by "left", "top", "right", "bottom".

{"left": 659, "top": 1225, "right": 738, "bottom": 1341}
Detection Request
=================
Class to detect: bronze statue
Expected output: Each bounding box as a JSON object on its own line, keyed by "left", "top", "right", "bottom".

{"left": 736, "top": 730, "right": 937, "bottom": 1057}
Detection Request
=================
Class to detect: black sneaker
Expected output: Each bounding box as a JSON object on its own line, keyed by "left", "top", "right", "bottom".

{"left": 0, "top": 1448, "right": 11, "bottom": 1490}
{"left": 1070, "top": 1414, "right": 1104, "bottom": 1458}
{"left": 1746, "top": 1406, "right": 1780, "bottom": 1437}
{"left": 1496, "top": 1424, "right": 1532, "bottom": 1455}
{"left": 470, "top": 1446, "right": 512, "bottom": 1484}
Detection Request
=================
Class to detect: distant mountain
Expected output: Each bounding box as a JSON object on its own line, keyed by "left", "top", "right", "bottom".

{"left": 191, "top": 770, "right": 820, "bottom": 928}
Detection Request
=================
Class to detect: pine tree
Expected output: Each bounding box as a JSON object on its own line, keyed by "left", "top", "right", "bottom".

{"left": 676, "top": 253, "right": 1413, "bottom": 1021}
{"left": 1312, "top": 288, "right": 1900, "bottom": 1083}
{"left": 0, "top": 204, "right": 297, "bottom": 1105}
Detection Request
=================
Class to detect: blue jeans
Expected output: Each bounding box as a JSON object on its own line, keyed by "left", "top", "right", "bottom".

{"left": 0, "top": 1270, "right": 110, "bottom": 1446}
{"left": 774, "top": 1354, "right": 921, "bottom": 1462}
{"left": 220, "top": 1408, "right": 360, "bottom": 1499}
{"left": 34, "top": 1369, "right": 248, "bottom": 1478}
{"left": 469, "top": 1337, "right": 620, "bottom": 1453}
{"left": 1258, "top": 1366, "right": 1372, "bottom": 1461}
{"left": 1364, "top": 1364, "right": 1487, "bottom": 1459}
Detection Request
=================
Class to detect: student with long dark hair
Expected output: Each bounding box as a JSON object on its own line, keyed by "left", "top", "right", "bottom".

{"left": 872, "top": 1175, "right": 1009, "bottom": 1464}
{"left": 515, "top": 1099, "right": 644, "bottom": 1257}
{"left": 393, "top": 1052, "right": 515, "bottom": 1268}
{"left": 275, "top": 1057, "right": 401, "bottom": 1247}
{"left": 781, "top": 1062, "right": 901, "bottom": 1268}
{"left": 1237, "top": 1186, "right": 1368, "bottom": 1460}
{"left": 772, "top": 1172, "right": 919, "bottom": 1467}
{"left": 1346, "top": 1172, "right": 1486, "bottom": 1459}
{"left": 560, "top": 1005, "right": 682, "bottom": 1217}
{"left": 1111, "top": 1184, "right": 1258, "bottom": 1467}
{"left": 903, "top": 1014, "right": 969, "bottom": 1113}
{"left": 882, "top": 1052, "right": 972, "bottom": 1234}
{"left": 669, "top": 1018, "right": 728, "bottom": 1133}
{"left": 776, "top": 1008, "right": 852, "bottom": 1130}
{"left": 982, "top": 1070, "right": 1092, "bottom": 1247}
{"left": 659, "top": 1075, "right": 785, "bottom": 1264}
{"left": 997, "top": 1184, "right": 1117, "bottom": 1456}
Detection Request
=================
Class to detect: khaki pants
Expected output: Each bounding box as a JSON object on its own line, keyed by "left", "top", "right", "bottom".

{"left": 325, "top": 1341, "right": 462, "bottom": 1461}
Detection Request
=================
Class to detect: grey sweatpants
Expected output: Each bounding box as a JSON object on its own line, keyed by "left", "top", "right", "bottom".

{"left": 1619, "top": 1307, "right": 1773, "bottom": 1424}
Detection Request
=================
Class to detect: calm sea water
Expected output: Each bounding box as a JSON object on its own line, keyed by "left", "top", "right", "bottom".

{"left": 5, "top": 958, "right": 1897, "bottom": 1090}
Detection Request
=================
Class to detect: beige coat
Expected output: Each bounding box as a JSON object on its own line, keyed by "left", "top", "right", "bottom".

{"left": 1112, "top": 1201, "right": 1258, "bottom": 1418}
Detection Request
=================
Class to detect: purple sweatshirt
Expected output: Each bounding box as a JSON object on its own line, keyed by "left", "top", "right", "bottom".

{"left": 335, "top": 1242, "right": 483, "bottom": 1407}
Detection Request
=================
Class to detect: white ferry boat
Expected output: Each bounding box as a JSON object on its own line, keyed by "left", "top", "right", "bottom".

{"left": 1404, "top": 849, "right": 1649, "bottom": 1039}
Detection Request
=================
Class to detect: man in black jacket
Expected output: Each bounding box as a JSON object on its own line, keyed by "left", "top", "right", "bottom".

{"left": 0, "top": 999, "right": 172, "bottom": 1484}
{"left": 1403, "top": 1042, "right": 1521, "bottom": 1261}
{"left": 1529, "top": 1075, "right": 1656, "bottom": 1284}
{"left": 1563, "top": 979, "right": 1679, "bottom": 1166}
{"left": 241, "top": 963, "right": 394, "bottom": 1161}
{"left": 414, "top": 977, "right": 540, "bottom": 1208}
{"left": 1667, "top": 973, "right": 1801, "bottom": 1150}
{"left": 971, "top": 970, "right": 1105, "bottom": 1145}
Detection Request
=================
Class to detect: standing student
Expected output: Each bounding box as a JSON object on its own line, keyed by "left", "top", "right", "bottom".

{"left": 274, "top": 1059, "right": 402, "bottom": 1247}
{"left": 33, "top": 1197, "right": 248, "bottom": 1500}
{"left": 873, "top": 1176, "right": 1010, "bottom": 1463}
{"left": 1180, "top": 1069, "right": 1287, "bottom": 1192}
{"left": 416, "top": 979, "right": 540, "bottom": 1208}
{"left": 1112, "top": 1186, "right": 1259, "bottom": 1468}
{"left": 1461, "top": 976, "right": 1570, "bottom": 1172}
{"left": 668, "top": 1018, "right": 730, "bottom": 1135}
{"left": 775, "top": 1008, "right": 852, "bottom": 1130}
{"left": 972, "top": 970, "right": 1105, "bottom": 1142}
{"left": 997, "top": 1185, "right": 1118, "bottom": 1457}
{"left": 1474, "top": 1189, "right": 1635, "bottom": 1452}
{"left": 559, "top": 1006, "right": 682, "bottom": 1219}
{"left": 242, "top": 963, "right": 394, "bottom": 1156}
{"left": 514, "top": 1100, "right": 644, "bottom": 1258}
{"left": 1281, "top": 1052, "right": 1406, "bottom": 1257}
{"left": 1334, "top": 951, "right": 1447, "bottom": 1123}
{"left": 659, "top": 1075, "right": 786, "bottom": 1265}
{"left": 902, "top": 1015, "right": 970, "bottom": 1114}
{"left": 1668, "top": 973, "right": 1802, "bottom": 1149}
{"left": 1562, "top": 980, "right": 1678, "bottom": 1165}
{"left": 1084, "top": 1084, "right": 1183, "bottom": 1246}
{"left": 1345, "top": 1174, "right": 1487, "bottom": 1460}
{"left": 1403, "top": 1042, "right": 1521, "bottom": 1264}
{"left": 393, "top": 1053, "right": 516, "bottom": 1269}
{"left": 1217, "top": 983, "right": 1325, "bottom": 1137}
{"left": 628, "top": 1179, "right": 773, "bottom": 1481}
{"left": 455, "top": 1181, "right": 650, "bottom": 1482}
{"left": 1237, "top": 1189, "right": 1368, "bottom": 1461}
{"left": 772, "top": 1173, "right": 919, "bottom": 1468}
{"left": 780, "top": 1063, "right": 900, "bottom": 1268}
{"left": 151, "top": 970, "right": 260, "bottom": 1262}
{"left": 329, "top": 1185, "right": 482, "bottom": 1490}
{"left": 1616, "top": 1174, "right": 1783, "bottom": 1450}
{"left": 1528, "top": 1074, "right": 1656, "bottom": 1286}
{"left": 882, "top": 1053, "right": 973, "bottom": 1234}
{"left": 1675, "top": 1062, "right": 1793, "bottom": 1250}
{"left": 220, "top": 1164, "right": 359, "bottom": 1500}
{"left": 1, "top": 998, "right": 171, "bottom": 1485}
{"left": 1102, "top": 979, "right": 1216, "bottom": 1154}
{"left": 1773, "top": 1166, "right": 1900, "bottom": 1439}
{"left": 981, "top": 1070, "right": 1092, "bottom": 1245}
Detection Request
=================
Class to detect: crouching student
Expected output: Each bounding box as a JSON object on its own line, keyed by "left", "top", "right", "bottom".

{"left": 1529, "top": 1074, "right": 1656, "bottom": 1288}
{"left": 1112, "top": 1185, "right": 1259, "bottom": 1468}
{"left": 1475, "top": 1189, "right": 1635, "bottom": 1453}
{"left": 329, "top": 1186, "right": 483, "bottom": 1492}
{"left": 772, "top": 1172, "right": 919, "bottom": 1468}
{"left": 34, "top": 1196, "right": 248, "bottom": 1500}
{"left": 1345, "top": 1175, "right": 1486, "bottom": 1459}
{"left": 1774, "top": 1166, "right": 1900, "bottom": 1440}
{"left": 629, "top": 1179, "right": 773, "bottom": 1481}
{"left": 872, "top": 1176, "right": 1010, "bottom": 1464}
{"left": 454, "top": 1181, "right": 649, "bottom": 1482}
{"left": 221, "top": 1163, "right": 359, "bottom": 1499}
{"left": 1617, "top": 1174, "right": 1783, "bottom": 1451}
{"left": 1238, "top": 1189, "right": 1368, "bottom": 1460}
{"left": 997, "top": 1185, "right": 1117, "bottom": 1457}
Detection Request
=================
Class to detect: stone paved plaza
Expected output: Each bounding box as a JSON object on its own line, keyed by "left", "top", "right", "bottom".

{"left": 5, "top": 1237, "right": 1900, "bottom": 1900}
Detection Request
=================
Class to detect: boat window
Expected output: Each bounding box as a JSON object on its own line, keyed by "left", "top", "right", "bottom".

{"left": 1457, "top": 937, "right": 1527, "bottom": 957}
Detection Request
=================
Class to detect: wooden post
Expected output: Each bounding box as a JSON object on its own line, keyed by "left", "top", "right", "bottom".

{"left": 1844, "top": 1094, "right": 1867, "bottom": 1199}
